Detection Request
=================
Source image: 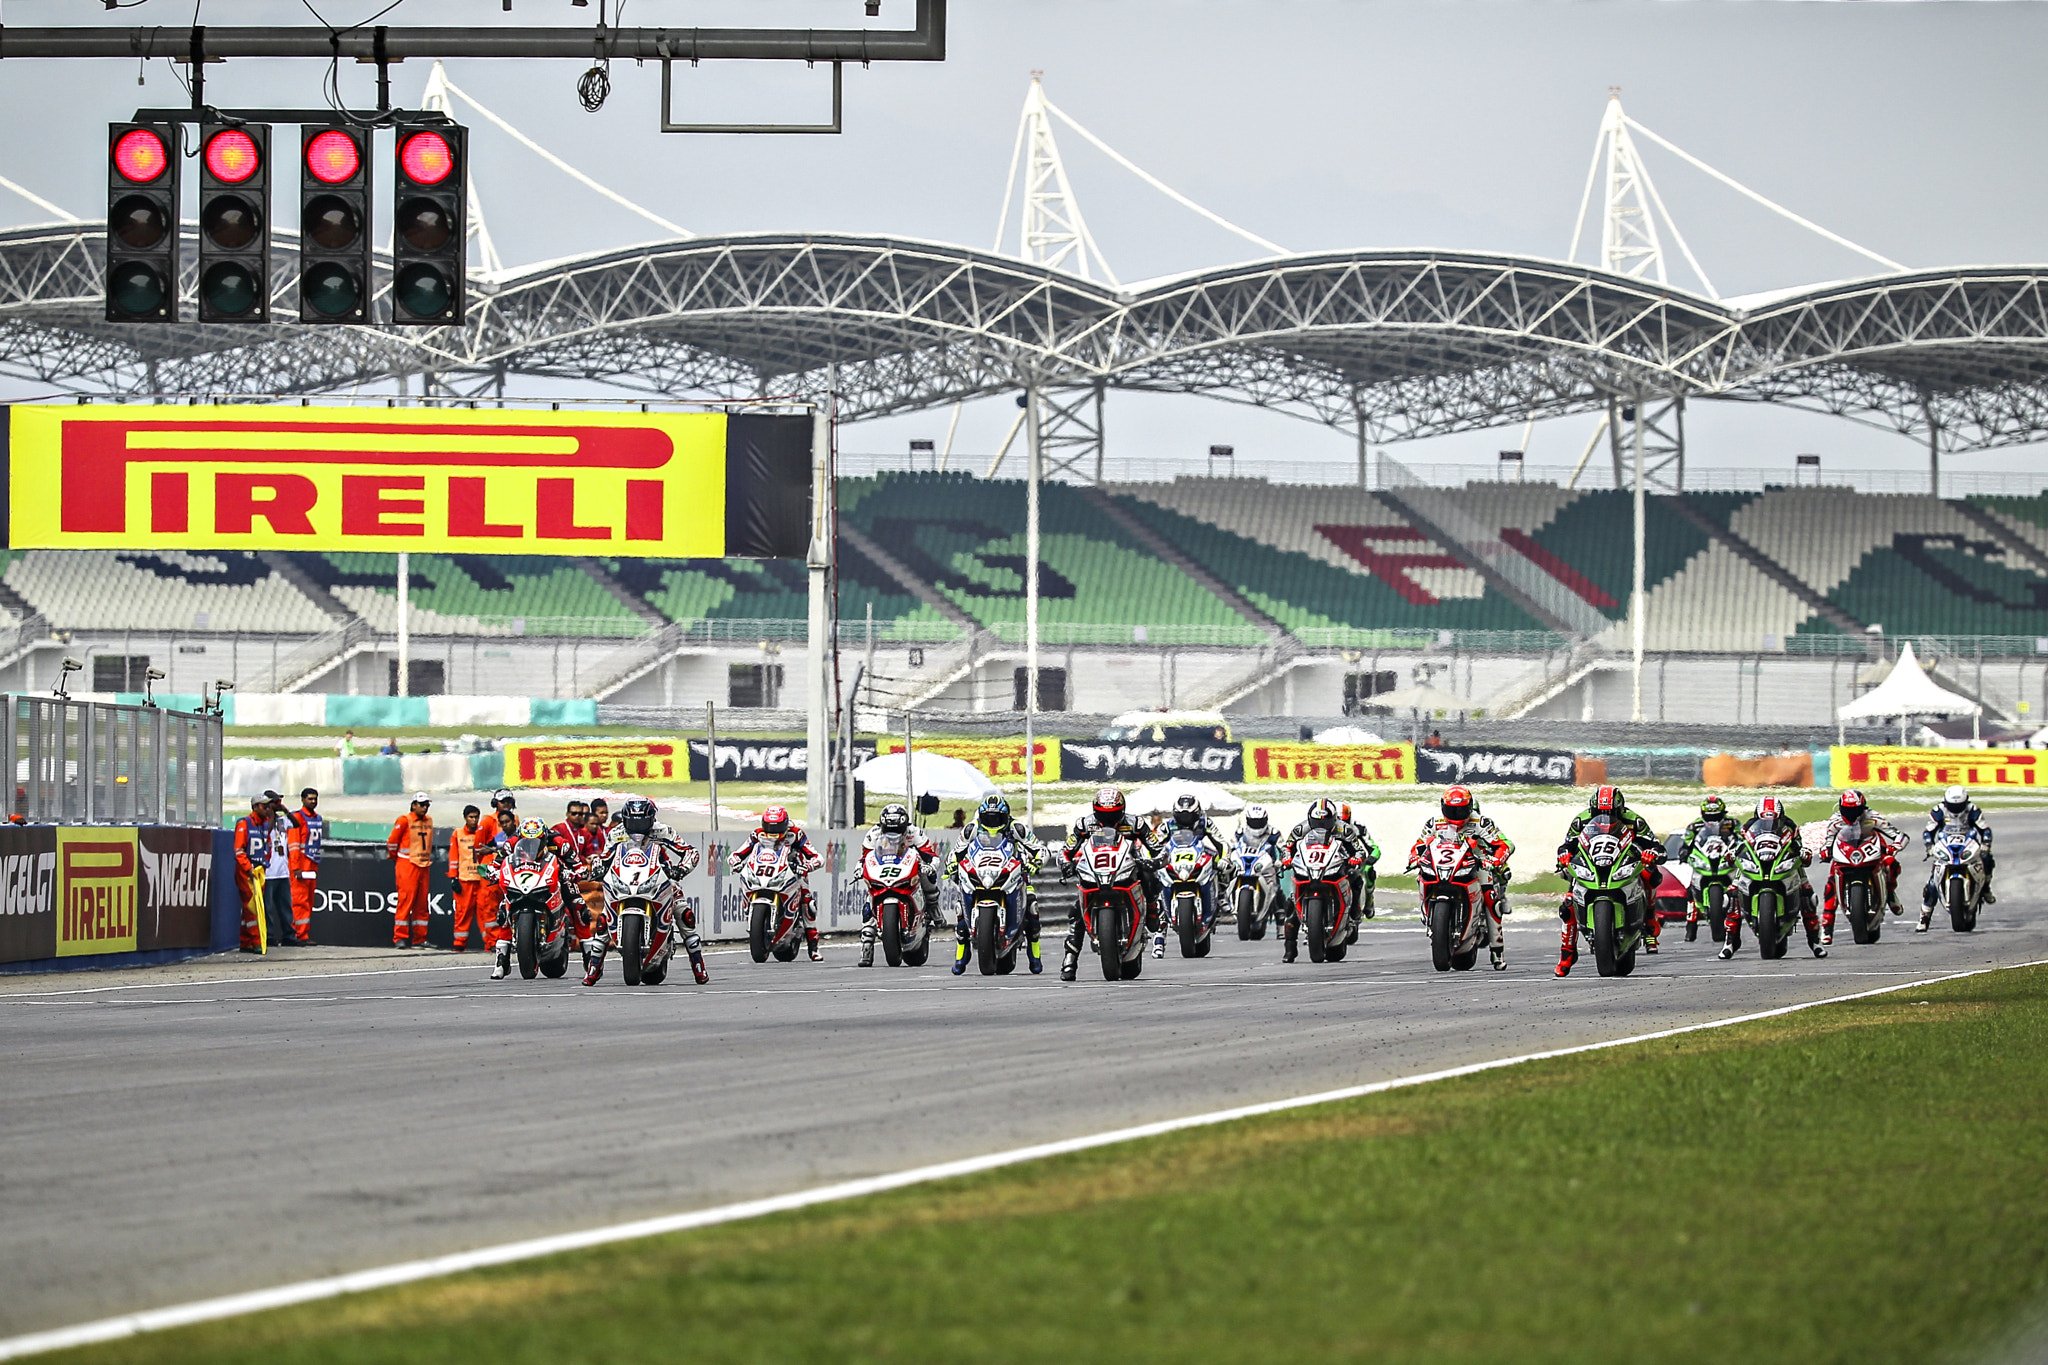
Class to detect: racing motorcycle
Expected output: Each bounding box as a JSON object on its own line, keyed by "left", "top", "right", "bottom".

{"left": 741, "top": 842, "right": 807, "bottom": 963}
{"left": 1289, "top": 833, "right": 1355, "bottom": 964}
{"left": 1417, "top": 826, "right": 1495, "bottom": 973}
{"left": 1073, "top": 826, "right": 1147, "bottom": 981}
{"left": 860, "top": 839, "right": 932, "bottom": 968}
{"left": 1162, "top": 828, "right": 1219, "bottom": 958}
{"left": 1930, "top": 823, "right": 1988, "bottom": 933}
{"left": 1734, "top": 821, "right": 1808, "bottom": 960}
{"left": 602, "top": 842, "right": 678, "bottom": 986}
{"left": 502, "top": 838, "right": 574, "bottom": 981}
{"left": 1683, "top": 823, "right": 1737, "bottom": 944}
{"left": 1829, "top": 821, "right": 1890, "bottom": 945}
{"left": 1229, "top": 835, "right": 1277, "bottom": 941}
{"left": 957, "top": 830, "right": 1029, "bottom": 976}
{"left": 1564, "top": 814, "right": 1647, "bottom": 977}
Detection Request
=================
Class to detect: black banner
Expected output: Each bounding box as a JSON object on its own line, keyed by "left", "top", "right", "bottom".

{"left": 725, "top": 413, "right": 812, "bottom": 558}
{"left": 1060, "top": 740, "right": 1246, "bottom": 784}
{"left": 0, "top": 826, "right": 56, "bottom": 963}
{"left": 688, "top": 739, "right": 874, "bottom": 783}
{"left": 137, "top": 826, "right": 217, "bottom": 952}
{"left": 307, "top": 835, "right": 459, "bottom": 949}
{"left": 1414, "top": 744, "right": 1576, "bottom": 787}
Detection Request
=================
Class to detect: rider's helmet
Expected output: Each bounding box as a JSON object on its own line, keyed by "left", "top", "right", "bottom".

{"left": 1591, "top": 785, "right": 1624, "bottom": 816}
{"left": 976, "top": 794, "right": 1012, "bottom": 835}
{"left": 1244, "top": 805, "right": 1270, "bottom": 836}
{"left": 1306, "top": 798, "right": 1338, "bottom": 835}
{"left": 1943, "top": 784, "right": 1971, "bottom": 817}
{"left": 877, "top": 803, "right": 911, "bottom": 837}
{"left": 1756, "top": 796, "right": 1785, "bottom": 823}
{"left": 1171, "top": 794, "right": 1203, "bottom": 830}
{"left": 1701, "top": 795, "right": 1727, "bottom": 820}
{"left": 1092, "top": 787, "right": 1126, "bottom": 826}
{"left": 620, "top": 798, "right": 657, "bottom": 837}
{"left": 761, "top": 806, "right": 791, "bottom": 838}
{"left": 1837, "top": 789, "right": 1869, "bottom": 826}
{"left": 1440, "top": 785, "right": 1474, "bottom": 823}
{"left": 517, "top": 817, "right": 546, "bottom": 839}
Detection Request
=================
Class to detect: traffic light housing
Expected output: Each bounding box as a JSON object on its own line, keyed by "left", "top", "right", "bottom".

{"left": 196, "top": 123, "right": 271, "bottom": 323}
{"left": 390, "top": 124, "right": 467, "bottom": 326}
{"left": 298, "top": 125, "right": 373, "bottom": 324}
{"left": 105, "top": 123, "right": 180, "bottom": 323}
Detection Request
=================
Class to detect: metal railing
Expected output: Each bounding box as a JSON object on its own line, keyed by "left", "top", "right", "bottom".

{"left": 7, "top": 694, "right": 223, "bottom": 826}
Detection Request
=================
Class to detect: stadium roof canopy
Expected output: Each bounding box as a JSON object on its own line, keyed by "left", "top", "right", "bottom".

{"left": 5, "top": 223, "right": 2048, "bottom": 451}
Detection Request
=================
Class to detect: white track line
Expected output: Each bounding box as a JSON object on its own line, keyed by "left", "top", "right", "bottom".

{"left": 0, "top": 957, "right": 2039, "bottom": 1361}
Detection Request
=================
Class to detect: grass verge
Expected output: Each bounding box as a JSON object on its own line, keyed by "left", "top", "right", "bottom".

{"left": 55, "top": 964, "right": 2048, "bottom": 1365}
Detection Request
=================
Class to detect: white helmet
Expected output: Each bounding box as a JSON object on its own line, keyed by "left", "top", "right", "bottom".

{"left": 1943, "top": 785, "right": 1970, "bottom": 814}
{"left": 1244, "top": 805, "right": 1270, "bottom": 834}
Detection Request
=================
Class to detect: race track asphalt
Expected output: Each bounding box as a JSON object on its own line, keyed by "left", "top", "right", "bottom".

{"left": 4, "top": 812, "right": 2045, "bottom": 1338}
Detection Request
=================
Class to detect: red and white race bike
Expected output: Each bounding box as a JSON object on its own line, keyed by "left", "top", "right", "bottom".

{"left": 1415, "top": 828, "right": 1497, "bottom": 972}
{"left": 1828, "top": 821, "right": 1891, "bottom": 945}
{"left": 860, "top": 840, "right": 933, "bottom": 968}
{"left": 500, "top": 839, "right": 576, "bottom": 980}
{"left": 601, "top": 842, "right": 679, "bottom": 986}
{"left": 1289, "top": 834, "right": 1357, "bottom": 963}
{"left": 741, "top": 843, "right": 809, "bottom": 963}
{"left": 1073, "top": 827, "right": 1148, "bottom": 981}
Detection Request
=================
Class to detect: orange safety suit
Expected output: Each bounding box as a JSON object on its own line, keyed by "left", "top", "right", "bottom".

{"left": 284, "top": 806, "right": 323, "bottom": 945}
{"left": 232, "top": 812, "right": 271, "bottom": 953}
{"left": 387, "top": 810, "right": 435, "bottom": 946}
{"left": 449, "top": 823, "right": 495, "bottom": 951}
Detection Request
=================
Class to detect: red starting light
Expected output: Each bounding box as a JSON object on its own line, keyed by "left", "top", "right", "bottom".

{"left": 304, "top": 129, "right": 361, "bottom": 185}
{"left": 112, "top": 128, "right": 169, "bottom": 183}
{"left": 204, "top": 128, "right": 262, "bottom": 184}
{"left": 398, "top": 130, "right": 455, "bottom": 186}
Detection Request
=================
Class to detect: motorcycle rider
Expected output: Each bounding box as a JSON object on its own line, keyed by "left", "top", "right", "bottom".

{"left": 729, "top": 805, "right": 826, "bottom": 961}
{"left": 1818, "top": 788, "right": 1908, "bottom": 942}
{"left": 1229, "top": 804, "right": 1290, "bottom": 934}
{"left": 1407, "top": 785, "right": 1508, "bottom": 970}
{"left": 1277, "top": 798, "right": 1369, "bottom": 964}
{"left": 1056, "top": 787, "right": 1161, "bottom": 982}
{"left": 1676, "top": 795, "right": 1739, "bottom": 938}
{"left": 1554, "top": 786, "right": 1663, "bottom": 977}
{"left": 493, "top": 817, "right": 575, "bottom": 975}
{"left": 1920, "top": 784, "right": 1996, "bottom": 931}
{"left": 1716, "top": 795, "right": 1826, "bottom": 960}
{"left": 1149, "top": 793, "right": 1228, "bottom": 958}
{"left": 583, "top": 797, "right": 705, "bottom": 986}
{"left": 947, "top": 794, "right": 1047, "bottom": 974}
{"left": 1337, "top": 802, "right": 1382, "bottom": 926}
{"left": 859, "top": 803, "right": 942, "bottom": 969}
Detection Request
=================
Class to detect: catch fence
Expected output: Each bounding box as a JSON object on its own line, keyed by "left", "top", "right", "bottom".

{"left": 7, "top": 695, "right": 224, "bottom": 825}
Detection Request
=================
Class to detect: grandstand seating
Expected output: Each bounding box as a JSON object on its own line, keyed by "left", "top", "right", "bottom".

{"left": 4, "top": 550, "right": 333, "bottom": 633}
{"left": 295, "top": 553, "right": 640, "bottom": 636}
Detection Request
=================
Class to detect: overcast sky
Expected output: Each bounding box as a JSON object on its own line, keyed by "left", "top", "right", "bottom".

{"left": 3, "top": 1, "right": 2045, "bottom": 478}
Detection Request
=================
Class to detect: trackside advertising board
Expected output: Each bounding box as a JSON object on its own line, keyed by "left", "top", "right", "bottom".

{"left": 1415, "top": 744, "right": 1575, "bottom": 787}
{"left": 1243, "top": 742, "right": 1416, "bottom": 785}
{"left": 876, "top": 738, "right": 1060, "bottom": 781}
{"left": 1829, "top": 746, "right": 2043, "bottom": 789}
{"left": 1, "top": 405, "right": 811, "bottom": 558}
{"left": 0, "top": 825, "right": 223, "bottom": 966}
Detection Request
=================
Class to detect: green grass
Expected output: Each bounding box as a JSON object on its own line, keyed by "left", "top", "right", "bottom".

{"left": 62, "top": 964, "right": 2048, "bottom": 1365}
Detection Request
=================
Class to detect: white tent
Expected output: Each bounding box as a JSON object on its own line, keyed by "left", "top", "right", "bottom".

{"left": 1126, "top": 778, "right": 1246, "bottom": 817}
{"left": 850, "top": 751, "right": 999, "bottom": 803}
{"left": 1836, "top": 643, "right": 1981, "bottom": 743}
{"left": 1311, "top": 724, "right": 1385, "bottom": 745}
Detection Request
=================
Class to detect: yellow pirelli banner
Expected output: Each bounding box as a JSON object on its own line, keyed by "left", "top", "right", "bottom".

{"left": 506, "top": 740, "right": 684, "bottom": 787}
{"left": 2, "top": 404, "right": 813, "bottom": 558}
{"left": 876, "top": 738, "right": 1061, "bottom": 782}
{"left": 1243, "top": 741, "right": 1417, "bottom": 785}
{"left": 57, "top": 828, "right": 139, "bottom": 958}
{"left": 1830, "top": 746, "right": 2042, "bottom": 790}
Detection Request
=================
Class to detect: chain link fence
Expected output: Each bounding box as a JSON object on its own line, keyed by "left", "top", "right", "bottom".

{"left": 6, "top": 695, "right": 223, "bottom": 825}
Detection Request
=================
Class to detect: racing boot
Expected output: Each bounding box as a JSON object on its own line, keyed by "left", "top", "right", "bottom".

{"left": 1718, "top": 924, "right": 1742, "bottom": 960}
{"left": 1059, "top": 940, "right": 1080, "bottom": 982}
{"left": 1821, "top": 910, "right": 1835, "bottom": 947}
{"left": 1685, "top": 905, "right": 1700, "bottom": 943}
{"left": 1150, "top": 929, "right": 1166, "bottom": 959}
{"left": 1917, "top": 894, "right": 1935, "bottom": 933}
{"left": 1643, "top": 920, "right": 1660, "bottom": 955}
{"left": 1554, "top": 921, "right": 1577, "bottom": 978}
{"left": 952, "top": 914, "right": 971, "bottom": 974}
{"left": 858, "top": 917, "right": 877, "bottom": 968}
{"left": 582, "top": 943, "right": 606, "bottom": 986}
{"left": 490, "top": 939, "right": 511, "bottom": 980}
{"left": 805, "top": 926, "right": 823, "bottom": 963}
{"left": 1026, "top": 912, "right": 1044, "bottom": 975}
{"left": 1282, "top": 911, "right": 1299, "bottom": 964}
{"left": 685, "top": 936, "right": 709, "bottom": 984}
{"left": 1808, "top": 929, "right": 1829, "bottom": 959}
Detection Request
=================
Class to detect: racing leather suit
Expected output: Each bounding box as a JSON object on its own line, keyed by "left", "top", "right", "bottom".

{"left": 1058, "top": 814, "right": 1161, "bottom": 974}
{"left": 730, "top": 824, "right": 825, "bottom": 951}
{"left": 1818, "top": 812, "right": 1908, "bottom": 934}
{"left": 1407, "top": 816, "right": 1505, "bottom": 961}
{"left": 1676, "top": 817, "right": 1741, "bottom": 933}
{"left": 949, "top": 820, "right": 1047, "bottom": 968}
{"left": 1555, "top": 807, "right": 1662, "bottom": 967}
{"left": 1922, "top": 803, "right": 1995, "bottom": 923}
{"left": 1154, "top": 816, "right": 1228, "bottom": 948}
{"left": 588, "top": 826, "right": 705, "bottom": 981}
{"left": 1722, "top": 813, "right": 1822, "bottom": 950}
{"left": 1229, "top": 823, "right": 1292, "bottom": 928}
{"left": 1276, "top": 818, "right": 1370, "bottom": 962}
{"left": 862, "top": 826, "right": 942, "bottom": 963}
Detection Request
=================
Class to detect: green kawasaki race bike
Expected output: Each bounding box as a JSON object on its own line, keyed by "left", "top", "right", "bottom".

{"left": 1565, "top": 814, "right": 1649, "bottom": 978}
{"left": 1731, "top": 819, "right": 1811, "bottom": 960}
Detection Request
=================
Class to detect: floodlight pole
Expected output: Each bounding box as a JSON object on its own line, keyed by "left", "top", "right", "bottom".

{"left": 396, "top": 552, "right": 410, "bottom": 698}
{"left": 1024, "top": 386, "right": 1044, "bottom": 827}
{"left": 1631, "top": 393, "right": 1647, "bottom": 723}
{"left": 806, "top": 407, "right": 834, "bottom": 830}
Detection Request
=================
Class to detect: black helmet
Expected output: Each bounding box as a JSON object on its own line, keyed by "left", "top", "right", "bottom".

{"left": 1093, "top": 787, "right": 1126, "bottom": 825}
{"left": 977, "top": 794, "right": 1011, "bottom": 834}
{"left": 877, "top": 803, "right": 910, "bottom": 836}
{"left": 621, "top": 798, "right": 656, "bottom": 837}
{"left": 1244, "top": 804, "right": 1269, "bottom": 835}
{"left": 1306, "top": 798, "right": 1338, "bottom": 834}
{"left": 1592, "top": 785, "right": 1624, "bottom": 816}
{"left": 1701, "top": 795, "right": 1727, "bottom": 820}
{"left": 1171, "top": 794, "right": 1202, "bottom": 829}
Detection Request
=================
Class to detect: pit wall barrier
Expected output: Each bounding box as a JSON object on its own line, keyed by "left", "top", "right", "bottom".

{"left": 0, "top": 826, "right": 239, "bottom": 972}
{"left": 79, "top": 693, "right": 598, "bottom": 729}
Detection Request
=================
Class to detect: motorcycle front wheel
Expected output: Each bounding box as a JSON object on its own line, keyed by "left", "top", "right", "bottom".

{"left": 1097, "top": 900, "right": 1125, "bottom": 982}
{"left": 1235, "top": 885, "right": 1257, "bottom": 940}
{"left": 975, "top": 901, "right": 1000, "bottom": 976}
{"left": 1428, "top": 895, "right": 1453, "bottom": 972}
{"left": 1305, "top": 895, "right": 1329, "bottom": 964}
{"left": 1177, "top": 893, "right": 1201, "bottom": 958}
{"left": 881, "top": 897, "right": 905, "bottom": 968}
{"left": 1592, "top": 898, "right": 1620, "bottom": 977}
{"left": 1949, "top": 876, "right": 1977, "bottom": 933}
{"left": 620, "top": 915, "right": 644, "bottom": 986}
{"left": 1755, "top": 891, "right": 1786, "bottom": 960}
{"left": 1708, "top": 884, "right": 1727, "bottom": 943}
{"left": 748, "top": 898, "right": 771, "bottom": 963}
{"left": 1848, "top": 880, "right": 1876, "bottom": 944}
{"left": 515, "top": 910, "right": 540, "bottom": 980}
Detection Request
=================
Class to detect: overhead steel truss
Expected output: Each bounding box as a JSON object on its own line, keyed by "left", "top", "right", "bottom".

{"left": 5, "top": 224, "right": 2048, "bottom": 453}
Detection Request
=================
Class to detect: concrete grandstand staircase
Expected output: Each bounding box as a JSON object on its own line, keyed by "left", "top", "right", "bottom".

{"left": 838, "top": 524, "right": 979, "bottom": 630}
{"left": 1946, "top": 500, "right": 2048, "bottom": 576}
{"left": 578, "top": 559, "right": 669, "bottom": 628}
{"left": 259, "top": 551, "right": 358, "bottom": 623}
{"left": 1661, "top": 493, "right": 1876, "bottom": 650}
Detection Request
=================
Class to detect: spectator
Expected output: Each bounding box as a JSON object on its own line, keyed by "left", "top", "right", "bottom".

{"left": 449, "top": 805, "right": 492, "bottom": 953}
{"left": 1426, "top": 730, "right": 1444, "bottom": 749}
{"left": 335, "top": 729, "right": 359, "bottom": 758}
{"left": 491, "top": 788, "right": 518, "bottom": 827}
{"left": 589, "top": 797, "right": 612, "bottom": 836}
{"left": 386, "top": 792, "right": 435, "bottom": 948}
{"left": 264, "top": 803, "right": 295, "bottom": 947}
{"left": 949, "top": 808, "right": 967, "bottom": 830}
{"left": 379, "top": 736, "right": 400, "bottom": 756}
